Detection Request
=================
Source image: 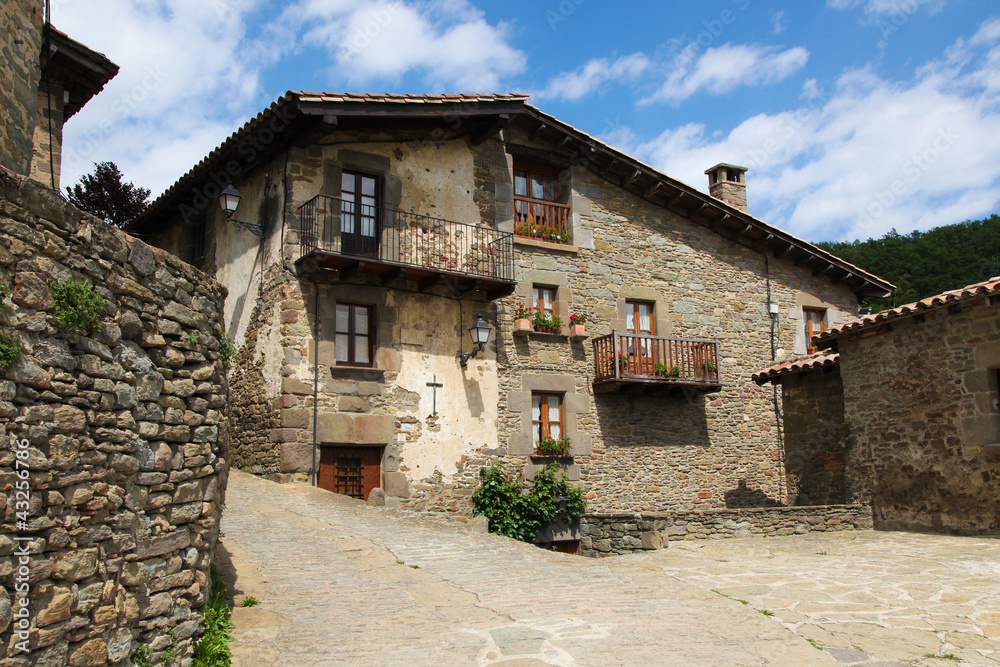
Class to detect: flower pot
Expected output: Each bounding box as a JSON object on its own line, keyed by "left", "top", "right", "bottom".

{"left": 534, "top": 325, "right": 559, "bottom": 334}
{"left": 514, "top": 318, "right": 531, "bottom": 332}
{"left": 569, "top": 324, "right": 586, "bottom": 336}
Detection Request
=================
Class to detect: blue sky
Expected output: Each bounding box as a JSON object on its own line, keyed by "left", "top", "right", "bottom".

{"left": 56, "top": 0, "right": 1000, "bottom": 242}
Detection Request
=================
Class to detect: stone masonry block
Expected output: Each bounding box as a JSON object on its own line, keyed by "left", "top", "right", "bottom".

{"left": 317, "top": 413, "right": 393, "bottom": 444}
{"left": 281, "top": 409, "right": 310, "bottom": 428}
{"left": 338, "top": 396, "right": 369, "bottom": 413}
{"left": 508, "top": 432, "right": 533, "bottom": 457}
{"left": 280, "top": 443, "right": 315, "bottom": 474}
{"left": 506, "top": 391, "right": 530, "bottom": 412}
{"left": 383, "top": 471, "right": 410, "bottom": 498}
{"left": 282, "top": 377, "right": 312, "bottom": 395}
{"left": 571, "top": 434, "right": 593, "bottom": 456}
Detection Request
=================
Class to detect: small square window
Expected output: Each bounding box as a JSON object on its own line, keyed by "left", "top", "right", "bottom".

{"left": 335, "top": 303, "right": 373, "bottom": 367}
{"left": 533, "top": 286, "right": 556, "bottom": 320}
{"left": 531, "top": 393, "right": 563, "bottom": 446}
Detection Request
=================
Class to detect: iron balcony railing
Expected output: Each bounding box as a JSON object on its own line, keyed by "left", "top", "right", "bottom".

{"left": 513, "top": 195, "right": 572, "bottom": 244}
{"left": 298, "top": 195, "right": 515, "bottom": 283}
{"left": 593, "top": 332, "right": 721, "bottom": 385}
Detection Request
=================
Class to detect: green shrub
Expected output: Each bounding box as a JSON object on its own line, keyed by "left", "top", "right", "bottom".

{"left": 0, "top": 334, "right": 23, "bottom": 370}
{"left": 50, "top": 279, "right": 105, "bottom": 333}
{"left": 472, "top": 463, "right": 585, "bottom": 544}
{"left": 218, "top": 332, "right": 235, "bottom": 370}
{"left": 192, "top": 564, "right": 233, "bottom": 666}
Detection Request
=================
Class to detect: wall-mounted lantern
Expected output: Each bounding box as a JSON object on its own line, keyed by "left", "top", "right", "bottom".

{"left": 219, "top": 184, "right": 264, "bottom": 238}
{"left": 459, "top": 313, "right": 492, "bottom": 366}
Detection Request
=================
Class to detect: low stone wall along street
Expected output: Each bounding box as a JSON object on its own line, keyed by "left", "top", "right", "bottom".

{"left": 0, "top": 168, "right": 229, "bottom": 665}
{"left": 580, "top": 505, "right": 872, "bottom": 557}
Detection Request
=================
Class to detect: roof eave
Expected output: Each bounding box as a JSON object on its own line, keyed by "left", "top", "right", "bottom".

{"left": 515, "top": 106, "right": 894, "bottom": 301}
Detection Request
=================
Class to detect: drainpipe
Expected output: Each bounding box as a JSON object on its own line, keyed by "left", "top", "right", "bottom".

{"left": 312, "top": 279, "right": 320, "bottom": 486}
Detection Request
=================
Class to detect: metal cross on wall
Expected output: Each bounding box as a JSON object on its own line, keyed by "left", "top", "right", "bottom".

{"left": 426, "top": 375, "right": 443, "bottom": 416}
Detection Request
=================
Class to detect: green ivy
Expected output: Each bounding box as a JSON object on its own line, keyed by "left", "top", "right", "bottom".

{"left": 50, "top": 279, "right": 105, "bottom": 333}
{"left": 472, "top": 463, "right": 585, "bottom": 544}
{"left": 0, "top": 334, "right": 23, "bottom": 371}
{"left": 192, "top": 564, "right": 233, "bottom": 666}
{"left": 218, "top": 332, "right": 235, "bottom": 371}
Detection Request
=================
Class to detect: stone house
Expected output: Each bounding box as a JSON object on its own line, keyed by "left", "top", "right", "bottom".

{"left": 757, "top": 278, "right": 1000, "bottom": 536}
{"left": 133, "top": 92, "right": 894, "bottom": 536}
{"left": 0, "top": 0, "right": 118, "bottom": 189}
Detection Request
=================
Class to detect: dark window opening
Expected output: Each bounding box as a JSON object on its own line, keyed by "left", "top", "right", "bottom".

{"left": 335, "top": 303, "right": 374, "bottom": 367}
{"left": 340, "top": 170, "right": 379, "bottom": 257}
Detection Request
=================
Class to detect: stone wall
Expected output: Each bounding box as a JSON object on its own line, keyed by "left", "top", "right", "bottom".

{"left": 0, "top": 168, "right": 229, "bottom": 665}
{"left": 839, "top": 301, "right": 1000, "bottom": 534}
{"left": 781, "top": 366, "right": 849, "bottom": 505}
{"left": 580, "top": 505, "right": 872, "bottom": 557}
{"left": 495, "top": 123, "right": 862, "bottom": 514}
{"left": 0, "top": 0, "right": 43, "bottom": 176}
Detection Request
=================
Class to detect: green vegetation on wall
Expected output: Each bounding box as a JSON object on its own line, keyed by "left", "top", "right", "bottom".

{"left": 472, "top": 463, "right": 586, "bottom": 543}
{"left": 50, "top": 279, "right": 106, "bottom": 333}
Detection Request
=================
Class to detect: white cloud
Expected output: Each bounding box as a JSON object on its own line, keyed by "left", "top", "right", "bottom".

{"left": 281, "top": 0, "right": 526, "bottom": 91}
{"left": 534, "top": 54, "right": 650, "bottom": 102}
{"left": 640, "top": 43, "right": 809, "bottom": 106}
{"left": 617, "top": 19, "right": 1000, "bottom": 242}
{"left": 55, "top": 0, "right": 270, "bottom": 197}
{"left": 828, "top": 0, "right": 948, "bottom": 19}
{"left": 55, "top": 0, "right": 526, "bottom": 198}
{"left": 771, "top": 11, "right": 786, "bottom": 35}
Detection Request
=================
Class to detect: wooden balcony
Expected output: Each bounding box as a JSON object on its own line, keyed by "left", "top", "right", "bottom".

{"left": 296, "top": 195, "right": 516, "bottom": 299}
{"left": 592, "top": 332, "right": 722, "bottom": 394}
{"left": 513, "top": 196, "right": 571, "bottom": 244}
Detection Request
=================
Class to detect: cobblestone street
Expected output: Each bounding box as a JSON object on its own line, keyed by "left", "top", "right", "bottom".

{"left": 219, "top": 471, "right": 999, "bottom": 666}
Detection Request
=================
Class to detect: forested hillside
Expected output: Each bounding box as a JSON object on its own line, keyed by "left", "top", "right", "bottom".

{"left": 815, "top": 214, "right": 1000, "bottom": 311}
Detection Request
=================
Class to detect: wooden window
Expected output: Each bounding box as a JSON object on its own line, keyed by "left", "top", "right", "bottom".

{"left": 514, "top": 165, "right": 570, "bottom": 243}
{"left": 515, "top": 167, "right": 558, "bottom": 202}
{"left": 335, "top": 303, "right": 373, "bottom": 367}
{"left": 531, "top": 393, "right": 563, "bottom": 445}
{"left": 533, "top": 286, "right": 556, "bottom": 320}
{"left": 625, "top": 300, "right": 654, "bottom": 336}
{"left": 803, "top": 308, "right": 825, "bottom": 354}
{"left": 340, "top": 170, "right": 379, "bottom": 257}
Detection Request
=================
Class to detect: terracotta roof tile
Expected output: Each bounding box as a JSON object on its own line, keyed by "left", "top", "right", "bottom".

{"left": 752, "top": 351, "right": 840, "bottom": 385}
{"left": 815, "top": 276, "right": 1000, "bottom": 346}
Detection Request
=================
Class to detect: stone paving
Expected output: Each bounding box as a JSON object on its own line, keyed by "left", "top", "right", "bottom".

{"left": 219, "top": 471, "right": 828, "bottom": 666}
{"left": 633, "top": 532, "right": 1000, "bottom": 667}
{"left": 218, "top": 471, "right": 999, "bottom": 666}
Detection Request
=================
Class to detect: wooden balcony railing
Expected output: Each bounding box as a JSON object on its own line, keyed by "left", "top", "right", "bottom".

{"left": 593, "top": 332, "right": 721, "bottom": 392}
{"left": 297, "top": 195, "right": 515, "bottom": 289}
{"left": 514, "top": 195, "right": 571, "bottom": 244}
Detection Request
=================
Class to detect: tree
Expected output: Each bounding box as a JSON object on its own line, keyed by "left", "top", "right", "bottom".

{"left": 65, "top": 161, "right": 150, "bottom": 228}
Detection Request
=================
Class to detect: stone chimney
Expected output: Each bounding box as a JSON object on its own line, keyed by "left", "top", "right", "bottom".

{"left": 705, "top": 163, "right": 748, "bottom": 213}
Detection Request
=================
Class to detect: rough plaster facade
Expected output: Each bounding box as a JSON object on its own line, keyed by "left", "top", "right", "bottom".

{"left": 0, "top": 169, "right": 229, "bottom": 665}
{"left": 147, "top": 109, "right": 869, "bottom": 520}
{"left": 0, "top": 0, "right": 43, "bottom": 177}
{"left": 838, "top": 301, "right": 1000, "bottom": 534}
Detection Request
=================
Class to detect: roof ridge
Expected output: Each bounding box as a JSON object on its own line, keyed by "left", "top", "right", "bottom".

{"left": 816, "top": 275, "right": 1000, "bottom": 344}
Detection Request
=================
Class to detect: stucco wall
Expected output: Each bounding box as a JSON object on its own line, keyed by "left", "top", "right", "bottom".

{"left": 0, "top": 169, "right": 229, "bottom": 665}
{"left": 839, "top": 302, "right": 1000, "bottom": 534}
{"left": 0, "top": 0, "right": 43, "bottom": 176}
